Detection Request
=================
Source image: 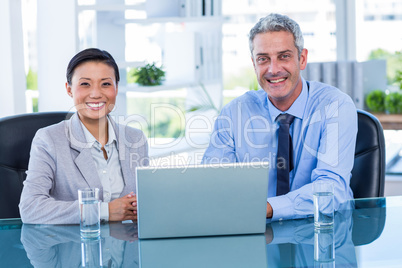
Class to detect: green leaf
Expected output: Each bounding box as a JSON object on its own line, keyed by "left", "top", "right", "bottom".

{"left": 366, "top": 90, "right": 386, "bottom": 113}
{"left": 385, "top": 92, "right": 402, "bottom": 114}
{"left": 131, "top": 63, "right": 165, "bottom": 86}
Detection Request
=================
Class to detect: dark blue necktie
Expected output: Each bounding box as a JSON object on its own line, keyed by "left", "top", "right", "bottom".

{"left": 276, "top": 113, "right": 295, "bottom": 196}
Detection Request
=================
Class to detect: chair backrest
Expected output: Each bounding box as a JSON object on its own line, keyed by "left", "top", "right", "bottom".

{"left": 350, "top": 110, "right": 385, "bottom": 199}
{"left": 0, "top": 112, "right": 73, "bottom": 219}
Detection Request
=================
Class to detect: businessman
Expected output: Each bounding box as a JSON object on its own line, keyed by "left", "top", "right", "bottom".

{"left": 202, "top": 13, "right": 357, "bottom": 221}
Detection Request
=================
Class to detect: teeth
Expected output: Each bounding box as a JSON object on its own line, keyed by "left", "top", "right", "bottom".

{"left": 87, "top": 102, "right": 105, "bottom": 108}
{"left": 269, "top": 78, "right": 286, "bottom": 83}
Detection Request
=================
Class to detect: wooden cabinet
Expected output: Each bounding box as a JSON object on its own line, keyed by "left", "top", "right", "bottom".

{"left": 373, "top": 113, "right": 402, "bottom": 130}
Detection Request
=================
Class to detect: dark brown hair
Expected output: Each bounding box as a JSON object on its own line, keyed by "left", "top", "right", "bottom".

{"left": 66, "top": 48, "right": 120, "bottom": 85}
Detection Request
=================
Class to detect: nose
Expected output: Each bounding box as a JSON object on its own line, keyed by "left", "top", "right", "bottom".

{"left": 89, "top": 85, "right": 102, "bottom": 98}
{"left": 268, "top": 59, "right": 280, "bottom": 75}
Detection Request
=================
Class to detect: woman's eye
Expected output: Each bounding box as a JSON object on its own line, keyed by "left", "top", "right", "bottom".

{"left": 80, "top": 82, "right": 89, "bottom": 86}
{"left": 103, "top": 82, "right": 111, "bottom": 86}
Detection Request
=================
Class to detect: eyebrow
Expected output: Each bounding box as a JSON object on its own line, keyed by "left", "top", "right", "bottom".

{"left": 78, "top": 77, "right": 113, "bottom": 81}
{"left": 278, "top": 50, "right": 294, "bottom": 54}
{"left": 255, "top": 49, "right": 294, "bottom": 56}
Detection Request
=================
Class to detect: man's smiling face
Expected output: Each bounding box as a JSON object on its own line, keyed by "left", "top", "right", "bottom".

{"left": 252, "top": 30, "right": 307, "bottom": 111}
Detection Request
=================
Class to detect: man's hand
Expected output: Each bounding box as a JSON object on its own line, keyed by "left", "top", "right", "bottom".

{"left": 108, "top": 193, "right": 137, "bottom": 222}
{"left": 265, "top": 225, "right": 274, "bottom": 244}
{"left": 266, "top": 202, "right": 273, "bottom": 218}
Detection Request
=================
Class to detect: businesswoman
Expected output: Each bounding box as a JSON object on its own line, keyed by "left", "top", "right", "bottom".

{"left": 19, "top": 48, "right": 149, "bottom": 224}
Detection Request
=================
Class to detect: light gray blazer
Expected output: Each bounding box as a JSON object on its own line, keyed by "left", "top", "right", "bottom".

{"left": 19, "top": 113, "right": 149, "bottom": 224}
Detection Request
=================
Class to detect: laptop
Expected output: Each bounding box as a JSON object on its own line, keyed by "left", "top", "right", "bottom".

{"left": 136, "top": 162, "right": 269, "bottom": 239}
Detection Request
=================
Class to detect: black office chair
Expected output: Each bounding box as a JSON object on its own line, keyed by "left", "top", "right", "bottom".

{"left": 352, "top": 198, "right": 386, "bottom": 246}
{"left": 0, "top": 112, "right": 73, "bottom": 219}
{"left": 350, "top": 109, "right": 386, "bottom": 199}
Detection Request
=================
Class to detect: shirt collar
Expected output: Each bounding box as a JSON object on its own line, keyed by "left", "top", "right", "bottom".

{"left": 80, "top": 116, "right": 117, "bottom": 149}
{"left": 267, "top": 77, "right": 308, "bottom": 121}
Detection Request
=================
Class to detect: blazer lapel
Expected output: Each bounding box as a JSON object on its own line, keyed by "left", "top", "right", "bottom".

{"left": 74, "top": 149, "right": 102, "bottom": 189}
{"left": 67, "top": 113, "right": 102, "bottom": 190}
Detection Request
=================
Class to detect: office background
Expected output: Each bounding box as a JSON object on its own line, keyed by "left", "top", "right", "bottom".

{"left": 1, "top": 0, "right": 402, "bottom": 193}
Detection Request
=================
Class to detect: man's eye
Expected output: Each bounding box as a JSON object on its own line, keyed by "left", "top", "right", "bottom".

{"left": 257, "top": 57, "right": 267, "bottom": 63}
{"left": 281, "top": 54, "right": 290, "bottom": 59}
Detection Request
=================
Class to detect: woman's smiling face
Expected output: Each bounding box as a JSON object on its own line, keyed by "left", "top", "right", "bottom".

{"left": 66, "top": 61, "right": 118, "bottom": 124}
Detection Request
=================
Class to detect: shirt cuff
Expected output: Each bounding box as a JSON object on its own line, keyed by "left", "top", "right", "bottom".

{"left": 100, "top": 202, "right": 109, "bottom": 221}
{"left": 267, "top": 195, "right": 293, "bottom": 221}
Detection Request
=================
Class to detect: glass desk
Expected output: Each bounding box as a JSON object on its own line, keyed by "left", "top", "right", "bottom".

{"left": 0, "top": 196, "right": 399, "bottom": 267}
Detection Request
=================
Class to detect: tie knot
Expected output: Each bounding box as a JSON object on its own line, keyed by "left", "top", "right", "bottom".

{"left": 276, "top": 113, "right": 295, "bottom": 125}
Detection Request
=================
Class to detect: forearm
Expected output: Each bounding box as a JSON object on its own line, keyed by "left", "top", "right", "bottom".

{"left": 20, "top": 190, "right": 80, "bottom": 224}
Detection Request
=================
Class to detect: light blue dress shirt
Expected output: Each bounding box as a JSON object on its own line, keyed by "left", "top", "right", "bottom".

{"left": 202, "top": 78, "right": 357, "bottom": 221}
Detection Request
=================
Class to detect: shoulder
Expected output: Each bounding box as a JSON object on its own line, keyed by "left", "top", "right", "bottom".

{"left": 121, "top": 124, "right": 145, "bottom": 137}
{"left": 34, "top": 120, "right": 67, "bottom": 141}
{"left": 228, "top": 89, "right": 267, "bottom": 105}
{"left": 307, "top": 80, "right": 354, "bottom": 106}
{"left": 305, "top": 80, "right": 357, "bottom": 122}
{"left": 29, "top": 120, "right": 70, "bottom": 162}
{"left": 221, "top": 89, "right": 267, "bottom": 114}
{"left": 113, "top": 120, "right": 147, "bottom": 144}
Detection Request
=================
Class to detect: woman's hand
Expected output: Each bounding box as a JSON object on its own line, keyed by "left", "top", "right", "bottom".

{"left": 108, "top": 192, "right": 137, "bottom": 222}
{"left": 109, "top": 222, "right": 138, "bottom": 241}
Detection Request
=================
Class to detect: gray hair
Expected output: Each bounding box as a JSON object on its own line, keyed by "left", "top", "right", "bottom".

{"left": 249, "top": 13, "right": 304, "bottom": 58}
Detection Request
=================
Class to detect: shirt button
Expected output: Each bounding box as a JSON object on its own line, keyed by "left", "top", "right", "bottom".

{"left": 102, "top": 170, "right": 107, "bottom": 174}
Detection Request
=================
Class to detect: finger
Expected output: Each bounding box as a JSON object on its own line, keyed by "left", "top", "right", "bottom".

{"left": 126, "top": 192, "right": 134, "bottom": 198}
{"left": 126, "top": 203, "right": 136, "bottom": 211}
{"left": 124, "top": 196, "right": 137, "bottom": 203}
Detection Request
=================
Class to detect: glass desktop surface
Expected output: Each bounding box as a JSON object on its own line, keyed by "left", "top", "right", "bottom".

{"left": 1, "top": 196, "right": 401, "bottom": 267}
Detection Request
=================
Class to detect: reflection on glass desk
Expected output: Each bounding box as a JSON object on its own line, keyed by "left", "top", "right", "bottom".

{"left": 0, "top": 196, "right": 399, "bottom": 267}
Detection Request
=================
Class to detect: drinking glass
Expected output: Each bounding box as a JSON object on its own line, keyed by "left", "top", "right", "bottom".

{"left": 78, "top": 188, "right": 100, "bottom": 238}
{"left": 313, "top": 181, "right": 334, "bottom": 228}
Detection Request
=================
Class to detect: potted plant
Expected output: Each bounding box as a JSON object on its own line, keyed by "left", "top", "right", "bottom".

{"left": 396, "top": 70, "right": 402, "bottom": 90}
{"left": 384, "top": 91, "right": 402, "bottom": 114}
{"left": 131, "top": 63, "right": 165, "bottom": 86}
{"left": 366, "top": 89, "right": 386, "bottom": 113}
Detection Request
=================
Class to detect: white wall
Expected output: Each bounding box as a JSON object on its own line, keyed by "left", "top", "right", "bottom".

{"left": 37, "top": 0, "right": 77, "bottom": 112}
{"left": 0, "top": 0, "right": 26, "bottom": 117}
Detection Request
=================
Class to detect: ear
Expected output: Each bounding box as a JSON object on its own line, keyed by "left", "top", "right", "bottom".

{"left": 299, "top": 48, "right": 308, "bottom": 70}
{"left": 66, "top": 82, "right": 73, "bottom": 97}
